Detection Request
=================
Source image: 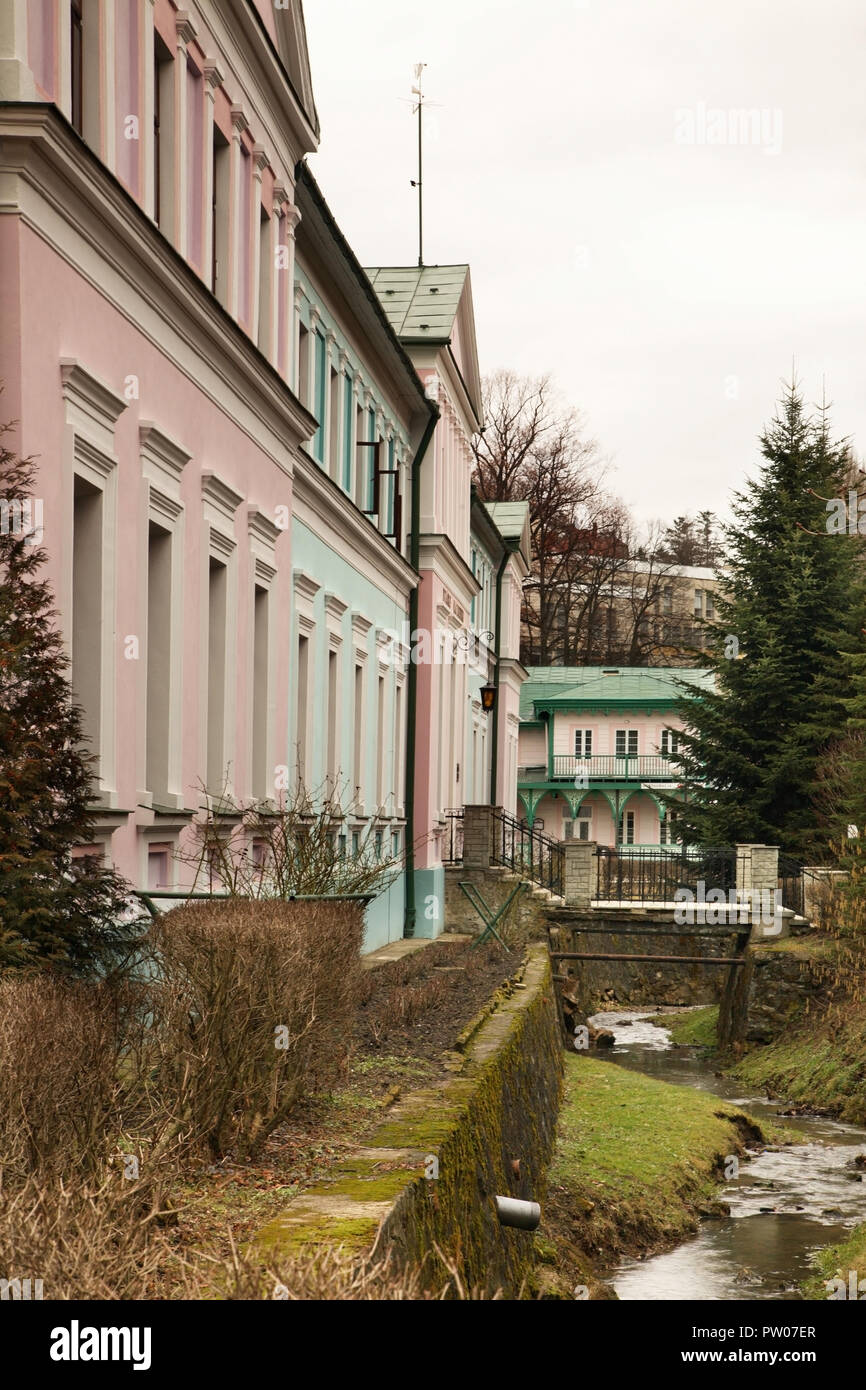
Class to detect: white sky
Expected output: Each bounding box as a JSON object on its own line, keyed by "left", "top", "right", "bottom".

{"left": 303, "top": 0, "right": 866, "bottom": 527}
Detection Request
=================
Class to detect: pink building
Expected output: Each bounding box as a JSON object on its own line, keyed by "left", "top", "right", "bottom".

{"left": 366, "top": 269, "right": 530, "bottom": 934}
{"left": 517, "top": 667, "right": 715, "bottom": 847}
{"left": 0, "top": 2, "right": 528, "bottom": 946}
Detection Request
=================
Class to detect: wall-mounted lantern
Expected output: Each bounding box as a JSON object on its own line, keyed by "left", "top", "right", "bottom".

{"left": 480, "top": 684, "right": 497, "bottom": 713}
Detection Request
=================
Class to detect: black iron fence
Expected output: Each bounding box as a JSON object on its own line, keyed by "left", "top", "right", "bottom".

{"left": 442, "top": 809, "right": 464, "bottom": 864}
{"left": 596, "top": 844, "right": 736, "bottom": 903}
{"left": 777, "top": 854, "right": 804, "bottom": 917}
{"left": 491, "top": 810, "right": 564, "bottom": 897}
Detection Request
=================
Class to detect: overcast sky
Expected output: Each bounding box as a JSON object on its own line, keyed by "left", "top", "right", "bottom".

{"left": 304, "top": 0, "right": 866, "bottom": 529}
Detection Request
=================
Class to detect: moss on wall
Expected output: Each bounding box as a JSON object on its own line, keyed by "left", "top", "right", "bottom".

{"left": 253, "top": 944, "right": 563, "bottom": 1296}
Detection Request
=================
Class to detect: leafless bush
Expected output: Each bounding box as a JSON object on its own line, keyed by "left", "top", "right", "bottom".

{"left": 202, "top": 1238, "right": 502, "bottom": 1301}
{"left": 0, "top": 1171, "right": 178, "bottom": 1300}
{"left": 143, "top": 898, "right": 364, "bottom": 1159}
{"left": 0, "top": 975, "right": 130, "bottom": 1182}
{"left": 177, "top": 778, "right": 400, "bottom": 899}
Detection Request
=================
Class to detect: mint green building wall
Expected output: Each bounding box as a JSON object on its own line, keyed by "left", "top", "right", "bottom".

{"left": 291, "top": 517, "right": 410, "bottom": 953}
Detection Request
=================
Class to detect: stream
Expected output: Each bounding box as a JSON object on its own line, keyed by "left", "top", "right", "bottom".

{"left": 588, "top": 1008, "right": 866, "bottom": 1301}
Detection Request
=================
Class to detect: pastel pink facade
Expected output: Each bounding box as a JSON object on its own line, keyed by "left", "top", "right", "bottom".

{"left": 0, "top": 2, "right": 528, "bottom": 945}
{"left": 517, "top": 668, "right": 713, "bottom": 849}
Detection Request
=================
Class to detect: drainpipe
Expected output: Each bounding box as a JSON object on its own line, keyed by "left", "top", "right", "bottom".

{"left": 403, "top": 408, "right": 439, "bottom": 938}
{"left": 489, "top": 539, "right": 519, "bottom": 807}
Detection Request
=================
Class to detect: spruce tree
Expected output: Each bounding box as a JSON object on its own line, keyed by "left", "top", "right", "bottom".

{"left": 670, "top": 382, "right": 864, "bottom": 860}
{"left": 0, "top": 425, "right": 133, "bottom": 974}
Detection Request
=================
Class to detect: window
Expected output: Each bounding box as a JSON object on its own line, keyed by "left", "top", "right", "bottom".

{"left": 297, "top": 323, "right": 310, "bottom": 406}
{"left": 70, "top": 0, "right": 84, "bottom": 134}
{"left": 353, "top": 663, "right": 364, "bottom": 804}
{"left": 326, "top": 650, "right": 338, "bottom": 787}
{"left": 72, "top": 474, "right": 103, "bottom": 785}
{"left": 328, "top": 367, "right": 340, "bottom": 477}
{"left": 574, "top": 729, "right": 592, "bottom": 757}
{"left": 662, "top": 586, "right": 672, "bottom": 615}
{"left": 154, "top": 33, "right": 174, "bottom": 228}
{"left": 660, "top": 729, "right": 680, "bottom": 757}
{"left": 146, "top": 522, "right": 172, "bottom": 799}
{"left": 147, "top": 845, "right": 171, "bottom": 890}
{"left": 257, "top": 206, "right": 272, "bottom": 353}
{"left": 342, "top": 374, "right": 354, "bottom": 491}
{"left": 252, "top": 585, "right": 269, "bottom": 800}
{"left": 705, "top": 591, "right": 714, "bottom": 620}
{"left": 313, "top": 331, "right": 327, "bottom": 461}
{"left": 619, "top": 810, "right": 636, "bottom": 845}
{"left": 296, "top": 633, "right": 309, "bottom": 787}
{"left": 186, "top": 60, "right": 204, "bottom": 261}
{"left": 211, "top": 124, "right": 230, "bottom": 300}
{"left": 207, "top": 557, "right": 227, "bottom": 792}
{"left": 694, "top": 589, "right": 703, "bottom": 616}
{"left": 615, "top": 729, "right": 638, "bottom": 756}
{"left": 376, "top": 675, "right": 386, "bottom": 806}
{"left": 238, "top": 145, "right": 252, "bottom": 326}
{"left": 394, "top": 682, "right": 404, "bottom": 811}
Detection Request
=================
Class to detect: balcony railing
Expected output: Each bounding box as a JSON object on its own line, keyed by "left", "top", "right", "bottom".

{"left": 519, "top": 755, "right": 680, "bottom": 782}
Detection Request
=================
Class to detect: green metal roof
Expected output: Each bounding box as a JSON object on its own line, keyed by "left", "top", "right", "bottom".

{"left": 484, "top": 501, "right": 529, "bottom": 540}
{"left": 364, "top": 265, "right": 469, "bottom": 340}
{"left": 520, "top": 666, "right": 714, "bottom": 718}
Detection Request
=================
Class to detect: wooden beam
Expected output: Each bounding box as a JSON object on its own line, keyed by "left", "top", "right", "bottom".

{"left": 550, "top": 952, "right": 745, "bottom": 966}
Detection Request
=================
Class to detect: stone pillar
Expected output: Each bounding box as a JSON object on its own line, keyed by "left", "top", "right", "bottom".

{"left": 736, "top": 843, "right": 781, "bottom": 937}
{"left": 563, "top": 841, "right": 597, "bottom": 910}
{"left": 463, "top": 805, "right": 499, "bottom": 870}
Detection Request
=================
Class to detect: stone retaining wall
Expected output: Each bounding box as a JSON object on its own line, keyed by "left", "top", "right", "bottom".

{"left": 254, "top": 943, "right": 563, "bottom": 1296}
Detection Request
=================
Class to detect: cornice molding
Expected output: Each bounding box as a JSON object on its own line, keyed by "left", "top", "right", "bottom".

{"left": 325, "top": 593, "right": 348, "bottom": 621}
{"left": 139, "top": 421, "right": 191, "bottom": 481}
{"left": 60, "top": 359, "right": 126, "bottom": 427}
{"left": 418, "top": 532, "right": 477, "bottom": 602}
{"left": 247, "top": 505, "right": 282, "bottom": 548}
{"left": 202, "top": 471, "right": 244, "bottom": 520}
{"left": 293, "top": 569, "right": 321, "bottom": 603}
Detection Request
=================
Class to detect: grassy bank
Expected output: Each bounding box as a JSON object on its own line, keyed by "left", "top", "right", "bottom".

{"left": 651, "top": 1005, "right": 719, "bottom": 1049}
{"left": 728, "top": 935, "right": 866, "bottom": 1124}
{"left": 802, "top": 1224, "right": 866, "bottom": 1300}
{"left": 540, "top": 1053, "right": 764, "bottom": 1298}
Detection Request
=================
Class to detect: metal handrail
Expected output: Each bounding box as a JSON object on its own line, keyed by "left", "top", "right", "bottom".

{"left": 491, "top": 809, "right": 564, "bottom": 897}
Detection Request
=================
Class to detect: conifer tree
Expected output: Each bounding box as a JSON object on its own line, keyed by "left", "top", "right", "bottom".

{"left": 669, "top": 383, "right": 864, "bottom": 859}
{"left": 0, "top": 425, "right": 132, "bottom": 973}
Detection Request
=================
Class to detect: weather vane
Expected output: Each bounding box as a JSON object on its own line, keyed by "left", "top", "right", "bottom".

{"left": 410, "top": 63, "right": 426, "bottom": 267}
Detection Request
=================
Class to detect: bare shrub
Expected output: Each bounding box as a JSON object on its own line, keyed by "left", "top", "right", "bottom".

{"left": 143, "top": 898, "right": 364, "bottom": 1159}
{"left": 177, "top": 779, "right": 400, "bottom": 899}
{"left": 0, "top": 1170, "right": 179, "bottom": 1300}
{"left": 0, "top": 975, "right": 129, "bottom": 1182}
{"left": 199, "top": 1239, "right": 502, "bottom": 1301}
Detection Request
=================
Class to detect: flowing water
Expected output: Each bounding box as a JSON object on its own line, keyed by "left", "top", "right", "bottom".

{"left": 589, "top": 1009, "right": 866, "bottom": 1300}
